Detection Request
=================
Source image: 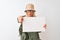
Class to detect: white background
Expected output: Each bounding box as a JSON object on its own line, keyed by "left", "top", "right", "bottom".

{"left": 0, "top": 0, "right": 60, "bottom": 40}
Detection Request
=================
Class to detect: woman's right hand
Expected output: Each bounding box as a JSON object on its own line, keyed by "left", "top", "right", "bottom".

{"left": 17, "top": 16, "right": 23, "bottom": 23}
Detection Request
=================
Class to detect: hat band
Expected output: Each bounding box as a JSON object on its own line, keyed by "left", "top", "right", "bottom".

{"left": 24, "top": 10, "right": 35, "bottom": 12}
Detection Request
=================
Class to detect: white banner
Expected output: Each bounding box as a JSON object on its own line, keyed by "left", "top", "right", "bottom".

{"left": 23, "top": 17, "right": 46, "bottom": 32}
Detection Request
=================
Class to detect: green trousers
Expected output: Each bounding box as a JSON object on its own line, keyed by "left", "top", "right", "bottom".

{"left": 21, "top": 32, "right": 40, "bottom": 40}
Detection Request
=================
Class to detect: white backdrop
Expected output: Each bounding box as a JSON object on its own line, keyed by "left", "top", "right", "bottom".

{"left": 0, "top": 0, "right": 60, "bottom": 40}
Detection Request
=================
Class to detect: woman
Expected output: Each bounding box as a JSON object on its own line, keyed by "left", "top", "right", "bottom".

{"left": 17, "top": 4, "right": 41, "bottom": 40}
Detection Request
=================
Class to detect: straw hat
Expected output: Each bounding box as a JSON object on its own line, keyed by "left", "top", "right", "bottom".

{"left": 25, "top": 4, "right": 35, "bottom": 12}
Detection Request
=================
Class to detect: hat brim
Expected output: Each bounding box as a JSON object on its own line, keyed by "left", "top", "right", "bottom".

{"left": 24, "top": 10, "right": 36, "bottom": 12}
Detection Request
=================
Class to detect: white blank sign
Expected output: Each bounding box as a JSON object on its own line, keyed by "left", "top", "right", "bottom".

{"left": 23, "top": 17, "right": 46, "bottom": 32}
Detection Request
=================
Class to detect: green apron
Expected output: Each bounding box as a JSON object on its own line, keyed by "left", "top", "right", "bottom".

{"left": 19, "top": 16, "right": 41, "bottom": 40}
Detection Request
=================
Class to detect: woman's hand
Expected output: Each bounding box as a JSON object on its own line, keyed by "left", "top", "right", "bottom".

{"left": 17, "top": 16, "right": 23, "bottom": 23}
{"left": 43, "top": 24, "right": 47, "bottom": 29}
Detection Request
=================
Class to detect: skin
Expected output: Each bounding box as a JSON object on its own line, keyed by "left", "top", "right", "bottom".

{"left": 26, "top": 10, "right": 35, "bottom": 17}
